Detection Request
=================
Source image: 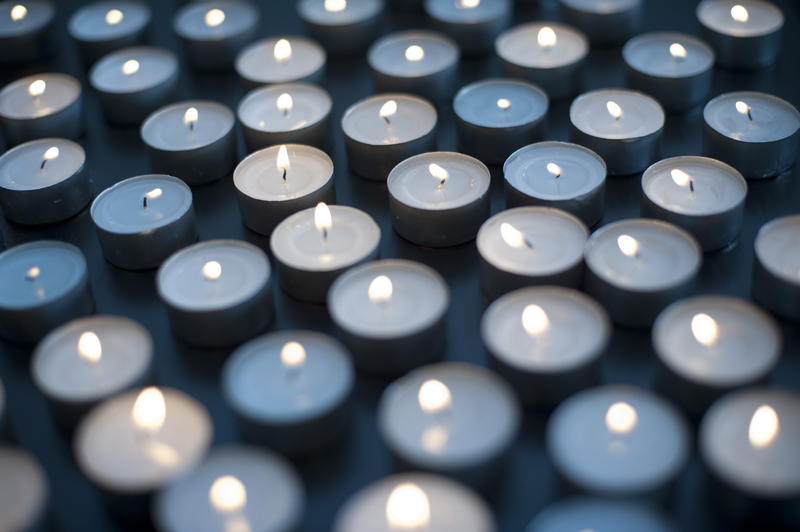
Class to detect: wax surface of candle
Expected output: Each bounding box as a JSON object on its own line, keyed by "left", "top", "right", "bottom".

{"left": 571, "top": 90, "right": 664, "bottom": 139}
{"left": 342, "top": 94, "right": 436, "bottom": 145}
{"left": 425, "top": 0, "right": 509, "bottom": 21}
{"left": 239, "top": 83, "right": 330, "bottom": 133}
{"left": 174, "top": 1, "right": 256, "bottom": 39}
{"left": 69, "top": 1, "right": 150, "bottom": 41}
{"left": 755, "top": 215, "right": 800, "bottom": 282}
{"left": 388, "top": 154, "right": 489, "bottom": 210}
{"left": 697, "top": 0, "right": 783, "bottom": 36}
{"left": 528, "top": 497, "right": 675, "bottom": 532}
{"left": 496, "top": 22, "right": 588, "bottom": 68}
{"left": 0, "top": 74, "right": 79, "bottom": 119}
{"left": 92, "top": 175, "right": 191, "bottom": 233}
{"left": 562, "top": 0, "right": 639, "bottom": 12}
{"left": 368, "top": 31, "right": 457, "bottom": 77}
{"left": 0, "top": 242, "right": 85, "bottom": 308}
{"left": 454, "top": 79, "right": 547, "bottom": 128}
{"left": 141, "top": 102, "right": 233, "bottom": 150}
{"left": 0, "top": 138, "right": 83, "bottom": 190}
{"left": 298, "top": 0, "right": 382, "bottom": 24}
{"left": 235, "top": 144, "right": 332, "bottom": 200}
{"left": 504, "top": 142, "right": 605, "bottom": 199}
{"left": 237, "top": 37, "right": 325, "bottom": 83}
{"left": 704, "top": 92, "right": 799, "bottom": 143}
{"left": 623, "top": 33, "right": 714, "bottom": 77}
{"left": 90, "top": 47, "right": 176, "bottom": 92}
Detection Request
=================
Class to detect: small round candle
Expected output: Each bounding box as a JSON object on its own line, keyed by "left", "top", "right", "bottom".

{"left": 703, "top": 91, "right": 800, "bottom": 179}
{"left": 222, "top": 330, "right": 355, "bottom": 453}
{"left": 334, "top": 473, "right": 495, "bottom": 532}
{"left": 327, "top": 259, "right": 449, "bottom": 375}
{"left": 91, "top": 174, "right": 197, "bottom": 270}
{"left": 583, "top": 218, "right": 702, "bottom": 328}
{"left": 0, "top": 138, "right": 89, "bottom": 225}
{"left": 504, "top": 141, "right": 606, "bottom": 227}
{"left": 297, "top": 0, "right": 385, "bottom": 56}
{"left": 0, "top": 446, "right": 49, "bottom": 532}
{"left": 0, "top": 241, "right": 93, "bottom": 343}
{"left": 342, "top": 93, "right": 437, "bottom": 181}
{"left": 424, "top": 0, "right": 511, "bottom": 56}
{"left": 495, "top": 21, "right": 588, "bottom": 99}
{"left": 271, "top": 203, "right": 380, "bottom": 303}
{"left": 453, "top": 78, "right": 548, "bottom": 165}
{"left": 235, "top": 36, "right": 326, "bottom": 88}
{"left": 68, "top": 1, "right": 151, "bottom": 65}
{"left": 752, "top": 215, "right": 800, "bottom": 321}
{"left": 173, "top": 0, "right": 259, "bottom": 71}
{"left": 368, "top": 30, "right": 459, "bottom": 103}
{"left": 623, "top": 32, "right": 715, "bottom": 113}
{"left": 697, "top": 0, "right": 784, "bottom": 69}
{"left": 559, "top": 0, "right": 642, "bottom": 45}
{"left": 141, "top": 100, "right": 237, "bottom": 186}
{"left": 388, "top": 151, "right": 490, "bottom": 247}
{"left": 234, "top": 144, "right": 335, "bottom": 237}
{"left": 0, "top": 0, "right": 54, "bottom": 65}
{"left": 476, "top": 206, "right": 588, "bottom": 301}
{"left": 31, "top": 315, "right": 153, "bottom": 427}
{"left": 570, "top": 89, "right": 665, "bottom": 176}
{"left": 527, "top": 496, "right": 676, "bottom": 532}
{"left": 89, "top": 46, "right": 179, "bottom": 125}
{"left": 0, "top": 73, "right": 83, "bottom": 146}
{"left": 156, "top": 240, "right": 273, "bottom": 347}
{"left": 238, "top": 83, "right": 332, "bottom": 152}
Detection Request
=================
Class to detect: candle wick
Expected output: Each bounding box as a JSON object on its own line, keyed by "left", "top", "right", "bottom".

{"left": 40, "top": 158, "right": 47, "bottom": 170}
{"left": 689, "top": 179, "right": 695, "bottom": 193}
{"left": 524, "top": 238, "right": 535, "bottom": 250}
{"left": 189, "top": 121, "right": 194, "bottom": 132}
{"left": 322, "top": 228, "right": 328, "bottom": 241}
{"left": 383, "top": 116, "right": 391, "bottom": 125}
{"left": 282, "top": 108, "right": 289, "bottom": 118}
{"left": 143, "top": 196, "right": 148, "bottom": 209}
{"left": 747, "top": 108, "right": 753, "bottom": 121}
{"left": 437, "top": 178, "right": 446, "bottom": 189}
{"left": 282, "top": 168, "right": 287, "bottom": 181}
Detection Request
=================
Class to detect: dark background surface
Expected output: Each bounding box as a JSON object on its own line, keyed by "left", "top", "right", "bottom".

{"left": 1, "top": 0, "right": 799, "bottom": 530}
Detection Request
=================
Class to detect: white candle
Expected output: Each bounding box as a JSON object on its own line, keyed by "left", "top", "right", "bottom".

{"left": 68, "top": 1, "right": 151, "bottom": 64}
{"left": 297, "top": 0, "right": 385, "bottom": 56}
{"left": 0, "top": 0, "right": 54, "bottom": 64}
{"left": 559, "top": 0, "right": 643, "bottom": 44}
{"left": 235, "top": 36, "right": 326, "bottom": 87}
{"left": 0, "top": 447, "right": 48, "bottom": 532}
{"left": 752, "top": 214, "right": 800, "bottom": 321}
{"left": 424, "top": 0, "right": 511, "bottom": 56}
{"left": 527, "top": 496, "right": 677, "bottom": 531}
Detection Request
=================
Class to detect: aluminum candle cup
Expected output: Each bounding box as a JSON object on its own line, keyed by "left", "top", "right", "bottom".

{"left": 327, "top": 259, "right": 449, "bottom": 375}
{"left": 0, "top": 73, "right": 83, "bottom": 146}
{"left": 89, "top": 46, "right": 178, "bottom": 125}
{"left": 0, "top": 447, "right": 49, "bottom": 532}
{"left": 453, "top": 78, "right": 548, "bottom": 165}
{"left": 154, "top": 446, "right": 305, "bottom": 532}
{"left": 482, "top": 287, "right": 610, "bottom": 407}
{"left": 641, "top": 156, "right": 747, "bottom": 252}
{"left": 173, "top": 1, "right": 259, "bottom": 71}
{"left": 157, "top": 240, "right": 273, "bottom": 348}
{"left": 31, "top": 315, "right": 153, "bottom": 427}
{"left": 388, "top": 151, "right": 490, "bottom": 247}
{"left": 504, "top": 141, "right": 606, "bottom": 228}
{"left": 653, "top": 296, "right": 781, "bottom": 417}
{"left": 342, "top": 93, "right": 437, "bottom": 181}
{"left": 234, "top": 144, "right": 335, "bottom": 237}
{"left": 0, "top": 0, "right": 54, "bottom": 64}
{"left": 495, "top": 22, "right": 588, "bottom": 99}
{"left": 527, "top": 496, "right": 676, "bottom": 532}
{"left": 378, "top": 362, "right": 520, "bottom": 487}
{"left": 476, "top": 207, "right": 588, "bottom": 301}
{"left": 0, "top": 241, "right": 93, "bottom": 343}
{"left": 271, "top": 205, "right": 380, "bottom": 303}
{"left": 235, "top": 36, "right": 326, "bottom": 88}
{"left": 570, "top": 89, "right": 664, "bottom": 176}
{"left": 559, "top": 0, "right": 642, "bottom": 45}
{"left": 583, "top": 219, "right": 702, "bottom": 328}
{"left": 222, "top": 331, "right": 355, "bottom": 454}
{"left": 697, "top": 0, "right": 783, "bottom": 69}
{"left": 334, "top": 473, "right": 495, "bottom": 532}
{"left": 424, "top": 0, "right": 511, "bottom": 56}
{"left": 68, "top": 1, "right": 151, "bottom": 65}
{"left": 297, "top": 0, "right": 384, "bottom": 56}
{"left": 141, "top": 100, "right": 237, "bottom": 186}
{"left": 623, "top": 32, "right": 715, "bottom": 113}
{"left": 367, "top": 30, "right": 459, "bottom": 103}
{"left": 238, "top": 83, "right": 332, "bottom": 152}
{"left": 752, "top": 215, "right": 800, "bottom": 321}
{"left": 91, "top": 174, "right": 196, "bottom": 270}
{"left": 703, "top": 91, "right": 800, "bottom": 179}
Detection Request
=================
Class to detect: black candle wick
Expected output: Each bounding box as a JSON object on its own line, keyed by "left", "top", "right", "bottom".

{"left": 40, "top": 158, "right": 47, "bottom": 170}
{"left": 282, "top": 168, "right": 287, "bottom": 181}
{"left": 143, "top": 196, "right": 148, "bottom": 208}
{"left": 689, "top": 179, "right": 695, "bottom": 193}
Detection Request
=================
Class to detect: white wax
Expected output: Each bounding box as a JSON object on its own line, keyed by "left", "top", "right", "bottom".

{"left": 561, "top": 0, "right": 639, "bottom": 13}
{"left": 141, "top": 100, "right": 234, "bottom": 151}
{"left": 0, "top": 73, "right": 80, "bottom": 119}
{"left": 755, "top": 215, "right": 800, "bottom": 284}
{"left": 704, "top": 91, "right": 800, "bottom": 143}
{"left": 236, "top": 36, "right": 326, "bottom": 84}
{"left": 341, "top": 93, "right": 437, "bottom": 145}
{"left": 298, "top": 0, "right": 383, "bottom": 25}
{"left": 69, "top": 1, "right": 150, "bottom": 42}
{"left": 238, "top": 83, "right": 331, "bottom": 135}
{"left": 0, "top": 0, "right": 53, "bottom": 36}
{"left": 623, "top": 32, "right": 714, "bottom": 78}
{"left": 571, "top": 89, "right": 664, "bottom": 140}
{"left": 235, "top": 144, "right": 332, "bottom": 201}
{"left": 0, "top": 241, "right": 86, "bottom": 309}
{"left": 425, "top": 0, "right": 510, "bottom": 23}
{"left": 90, "top": 46, "right": 177, "bottom": 94}
{"left": 697, "top": 0, "right": 783, "bottom": 36}
{"left": 496, "top": 22, "right": 588, "bottom": 69}
{"left": 368, "top": 30, "right": 458, "bottom": 78}
{"left": 0, "top": 447, "right": 48, "bottom": 532}
{"left": 0, "top": 138, "right": 84, "bottom": 191}
{"left": 453, "top": 78, "right": 548, "bottom": 128}
{"left": 174, "top": 1, "right": 257, "bottom": 40}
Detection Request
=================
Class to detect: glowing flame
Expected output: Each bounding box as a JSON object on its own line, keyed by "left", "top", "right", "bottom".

{"left": 43, "top": 146, "right": 59, "bottom": 162}
{"left": 731, "top": 4, "right": 749, "bottom": 23}
{"left": 204, "top": 8, "right": 225, "bottom": 27}
{"left": 537, "top": 26, "right": 557, "bottom": 48}
{"left": 26, "top": 266, "right": 40, "bottom": 280}
{"left": 748, "top": 405, "right": 779, "bottom": 448}
{"left": 10, "top": 4, "right": 26, "bottom": 21}
{"left": 105, "top": 8, "right": 123, "bottom": 25}
{"left": 691, "top": 313, "right": 718, "bottom": 346}
{"left": 368, "top": 275, "right": 392, "bottom": 304}
{"left": 386, "top": 483, "right": 431, "bottom": 529}
{"left": 670, "top": 168, "right": 692, "bottom": 187}
{"left": 209, "top": 475, "right": 247, "bottom": 513}
{"left": 28, "top": 79, "right": 45, "bottom": 98}
{"left": 276, "top": 92, "right": 293, "bottom": 114}
{"left": 546, "top": 162, "right": 562, "bottom": 178}
{"left": 496, "top": 98, "right": 511, "bottom": 110}
{"left": 145, "top": 188, "right": 162, "bottom": 200}
{"left": 669, "top": 42, "right": 687, "bottom": 59}
{"left": 418, "top": 379, "right": 451, "bottom": 414}
{"left": 500, "top": 222, "right": 527, "bottom": 249}
{"left": 379, "top": 100, "right": 397, "bottom": 120}
{"left": 274, "top": 39, "right": 292, "bottom": 62}
{"left": 428, "top": 163, "right": 448, "bottom": 186}
{"left": 605, "top": 401, "right": 638, "bottom": 435}
{"left": 405, "top": 45, "right": 424, "bottom": 62}
{"left": 617, "top": 234, "right": 639, "bottom": 258}
{"left": 314, "top": 202, "right": 332, "bottom": 234}
{"left": 277, "top": 145, "right": 290, "bottom": 173}
{"left": 78, "top": 331, "right": 102, "bottom": 364}
{"left": 280, "top": 341, "right": 306, "bottom": 369}
{"left": 522, "top": 304, "right": 549, "bottom": 336}
{"left": 122, "top": 59, "right": 140, "bottom": 75}
{"left": 132, "top": 387, "right": 166, "bottom": 432}
{"left": 202, "top": 260, "right": 222, "bottom": 281}
{"left": 184, "top": 106, "right": 199, "bottom": 126}
{"left": 606, "top": 100, "right": 622, "bottom": 120}
{"left": 458, "top": 0, "right": 480, "bottom": 7}
{"left": 735, "top": 100, "right": 751, "bottom": 118}
{"left": 325, "top": 0, "right": 346, "bottom": 11}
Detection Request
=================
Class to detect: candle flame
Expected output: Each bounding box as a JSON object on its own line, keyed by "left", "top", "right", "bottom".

{"left": 537, "top": 26, "right": 557, "bottom": 48}
{"left": 500, "top": 222, "right": 528, "bottom": 249}
{"left": 617, "top": 234, "right": 639, "bottom": 257}
{"left": 731, "top": 4, "right": 749, "bottom": 22}
{"left": 132, "top": 387, "right": 166, "bottom": 432}
{"left": 428, "top": 163, "right": 448, "bottom": 186}
{"left": 209, "top": 475, "right": 247, "bottom": 513}
{"left": 28, "top": 79, "right": 46, "bottom": 97}
{"left": 669, "top": 42, "right": 687, "bottom": 59}
{"left": 145, "top": 188, "right": 162, "bottom": 200}
{"left": 43, "top": 146, "right": 59, "bottom": 162}
{"left": 546, "top": 162, "right": 562, "bottom": 178}
{"left": 386, "top": 483, "right": 431, "bottom": 528}
{"left": 202, "top": 260, "right": 222, "bottom": 281}
{"left": 204, "top": 8, "right": 225, "bottom": 27}
{"left": 368, "top": 275, "right": 392, "bottom": 304}
{"left": 10, "top": 4, "right": 26, "bottom": 21}
{"left": 122, "top": 59, "right": 140, "bottom": 75}
{"left": 26, "top": 266, "right": 40, "bottom": 280}
{"left": 405, "top": 45, "right": 424, "bottom": 62}
{"left": 184, "top": 106, "right": 199, "bottom": 126}
{"left": 670, "top": 168, "right": 692, "bottom": 187}
{"left": 276, "top": 92, "right": 293, "bottom": 113}
{"left": 605, "top": 401, "right": 638, "bottom": 435}
{"left": 691, "top": 313, "right": 718, "bottom": 346}
{"left": 735, "top": 100, "right": 752, "bottom": 120}
{"left": 277, "top": 145, "right": 290, "bottom": 173}
{"left": 496, "top": 98, "right": 511, "bottom": 110}
{"left": 379, "top": 100, "right": 397, "bottom": 120}
{"left": 274, "top": 38, "right": 292, "bottom": 62}
{"left": 78, "top": 331, "right": 102, "bottom": 363}
{"left": 325, "top": 0, "right": 346, "bottom": 12}
{"left": 280, "top": 341, "right": 306, "bottom": 369}
{"left": 749, "top": 405, "right": 779, "bottom": 448}
{"left": 105, "top": 8, "right": 123, "bottom": 25}
{"left": 458, "top": 0, "right": 480, "bottom": 7}
{"left": 418, "top": 379, "right": 451, "bottom": 414}
{"left": 606, "top": 100, "right": 622, "bottom": 120}
{"left": 522, "top": 304, "right": 550, "bottom": 336}
{"left": 314, "top": 202, "right": 332, "bottom": 234}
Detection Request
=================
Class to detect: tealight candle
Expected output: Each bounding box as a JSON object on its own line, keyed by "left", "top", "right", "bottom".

{"left": 0, "top": 73, "right": 83, "bottom": 146}
{"left": 367, "top": 30, "right": 459, "bottom": 103}
{"left": 333, "top": 473, "right": 495, "bottom": 532}
{"left": 271, "top": 203, "right": 380, "bottom": 302}
{"left": 238, "top": 83, "right": 332, "bottom": 152}
{"left": 641, "top": 156, "right": 747, "bottom": 251}
{"left": 89, "top": 46, "right": 179, "bottom": 125}
{"left": 388, "top": 151, "right": 490, "bottom": 247}
{"left": 297, "top": 0, "right": 385, "bottom": 56}
{"left": 91, "top": 174, "right": 197, "bottom": 270}
{"left": 327, "top": 259, "right": 449, "bottom": 374}
{"left": 378, "top": 362, "right": 520, "bottom": 487}
{"left": 68, "top": 1, "right": 151, "bottom": 65}
{"left": 453, "top": 78, "right": 548, "bottom": 165}
{"left": 559, "top": 0, "right": 642, "bottom": 45}
{"left": 0, "top": 0, "right": 54, "bottom": 64}
{"left": 547, "top": 385, "right": 690, "bottom": 498}
{"left": 584, "top": 219, "right": 702, "bottom": 327}
{"left": 234, "top": 144, "right": 335, "bottom": 237}
{"left": 527, "top": 496, "right": 676, "bottom": 532}
{"left": 504, "top": 141, "right": 606, "bottom": 227}
{"left": 0, "top": 241, "right": 93, "bottom": 343}
{"left": 752, "top": 215, "right": 800, "bottom": 321}
{"left": 653, "top": 295, "right": 781, "bottom": 417}
{"left": 342, "top": 93, "right": 437, "bottom": 180}
{"left": 570, "top": 89, "right": 665, "bottom": 176}
{"left": 157, "top": 240, "right": 273, "bottom": 348}
{"left": 154, "top": 446, "right": 305, "bottom": 532}
{"left": 623, "top": 32, "right": 715, "bottom": 113}
{"left": 703, "top": 91, "right": 800, "bottom": 179}
{"left": 141, "top": 100, "right": 237, "bottom": 186}
{"left": 173, "top": 1, "right": 259, "bottom": 71}
{"left": 495, "top": 22, "right": 589, "bottom": 99}
{"left": 0, "top": 138, "right": 89, "bottom": 225}
{"left": 222, "top": 330, "right": 355, "bottom": 453}
{"left": 31, "top": 315, "right": 154, "bottom": 427}
{"left": 424, "top": 0, "right": 511, "bottom": 56}
{"left": 235, "top": 36, "right": 326, "bottom": 88}
{"left": 697, "top": 0, "right": 784, "bottom": 69}
{"left": 0, "top": 447, "right": 49, "bottom": 532}
{"left": 482, "top": 286, "right": 610, "bottom": 407}
{"left": 476, "top": 207, "right": 588, "bottom": 301}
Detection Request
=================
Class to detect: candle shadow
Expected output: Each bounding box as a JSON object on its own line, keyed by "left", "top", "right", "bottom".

{"left": 0, "top": 207, "right": 95, "bottom": 249}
